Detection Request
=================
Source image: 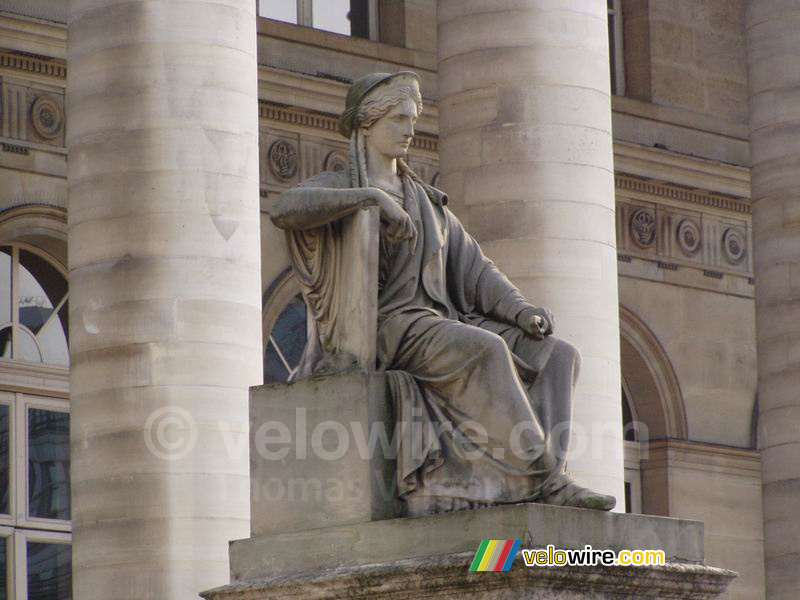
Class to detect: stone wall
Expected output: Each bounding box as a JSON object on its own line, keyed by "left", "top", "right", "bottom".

{"left": 624, "top": 0, "right": 748, "bottom": 124}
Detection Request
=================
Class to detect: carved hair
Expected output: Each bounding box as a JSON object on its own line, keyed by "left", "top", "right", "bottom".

{"left": 356, "top": 84, "right": 423, "bottom": 131}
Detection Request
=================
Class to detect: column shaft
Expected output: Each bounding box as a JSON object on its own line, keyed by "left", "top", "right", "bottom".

{"left": 746, "top": 2, "right": 800, "bottom": 598}
{"left": 436, "top": 0, "right": 624, "bottom": 500}
{"left": 67, "top": 1, "right": 261, "bottom": 597}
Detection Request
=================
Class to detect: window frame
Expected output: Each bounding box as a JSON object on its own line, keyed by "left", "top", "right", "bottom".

{"left": 0, "top": 526, "right": 14, "bottom": 600}
{"left": 608, "top": 0, "right": 625, "bottom": 96}
{"left": 17, "top": 394, "right": 71, "bottom": 532}
{"left": 12, "top": 529, "right": 71, "bottom": 600}
{"left": 0, "top": 392, "right": 15, "bottom": 528}
{"left": 258, "top": 0, "right": 380, "bottom": 40}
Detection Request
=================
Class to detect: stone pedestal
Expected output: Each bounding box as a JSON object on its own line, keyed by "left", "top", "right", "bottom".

{"left": 203, "top": 503, "right": 735, "bottom": 599}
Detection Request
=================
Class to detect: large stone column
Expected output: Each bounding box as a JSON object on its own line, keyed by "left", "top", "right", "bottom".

{"left": 437, "top": 0, "right": 624, "bottom": 501}
{"left": 67, "top": 1, "right": 261, "bottom": 597}
{"left": 746, "top": 4, "right": 800, "bottom": 598}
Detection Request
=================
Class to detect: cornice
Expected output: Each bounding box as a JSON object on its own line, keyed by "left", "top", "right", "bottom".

{"left": 0, "top": 13, "right": 66, "bottom": 61}
{"left": 642, "top": 439, "right": 760, "bottom": 478}
{"left": 0, "top": 50, "right": 65, "bottom": 78}
{"left": 613, "top": 140, "right": 750, "bottom": 199}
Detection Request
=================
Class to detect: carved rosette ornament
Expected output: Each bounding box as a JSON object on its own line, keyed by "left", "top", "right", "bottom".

{"left": 630, "top": 209, "right": 656, "bottom": 248}
{"left": 677, "top": 219, "right": 701, "bottom": 256}
{"left": 31, "top": 95, "right": 64, "bottom": 139}
{"left": 268, "top": 140, "right": 299, "bottom": 182}
{"left": 324, "top": 150, "right": 349, "bottom": 172}
{"left": 722, "top": 227, "right": 746, "bottom": 264}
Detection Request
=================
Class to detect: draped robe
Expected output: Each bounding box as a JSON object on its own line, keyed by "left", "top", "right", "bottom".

{"left": 272, "top": 169, "right": 579, "bottom": 512}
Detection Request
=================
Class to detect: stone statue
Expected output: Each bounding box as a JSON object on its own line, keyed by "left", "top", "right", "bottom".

{"left": 271, "top": 71, "right": 615, "bottom": 513}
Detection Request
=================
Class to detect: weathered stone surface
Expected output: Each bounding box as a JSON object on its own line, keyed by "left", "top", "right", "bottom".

{"left": 66, "top": 0, "right": 261, "bottom": 598}
{"left": 249, "top": 372, "right": 395, "bottom": 536}
{"left": 747, "top": 2, "right": 800, "bottom": 598}
{"left": 204, "top": 552, "right": 735, "bottom": 600}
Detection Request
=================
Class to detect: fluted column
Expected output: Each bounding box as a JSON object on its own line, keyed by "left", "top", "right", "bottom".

{"left": 437, "top": 0, "right": 624, "bottom": 502}
{"left": 67, "top": 1, "right": 261, "bottom": 597}
{"left": 746, "top": 3, "right": 800, "bottom": 598}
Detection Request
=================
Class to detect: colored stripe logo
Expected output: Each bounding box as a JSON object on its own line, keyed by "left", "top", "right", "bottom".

{"left": 469, "top": 540, "right": 521, "bottom": 572}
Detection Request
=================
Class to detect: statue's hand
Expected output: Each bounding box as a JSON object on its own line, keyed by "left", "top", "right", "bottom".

{"left": 518, "top": 306, "right": 555, "bottom": 340}
{"left": 370, "top": 187, "right": 418, "bottom": 245}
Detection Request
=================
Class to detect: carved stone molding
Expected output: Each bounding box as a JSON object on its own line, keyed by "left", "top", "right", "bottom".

{"left": 324, "top": 150, "right": 349, "bottom": 173}
{"left": 31, "top": 95, "right": 63, "bottom": 139}
{"left": 630, "top": 209, "right": 656, "bottom": 248}
{"left": 0, "top": 52, "right": 66, "bottom": 79}
{"left": 268, "top": 139, "right": 299, "bottom": 182}
{"left": 677, "top": 219, "right": 702, "bottom": 256}
{"left": 616, "top": 173, "right": 750, "bottom": 215}
{"left": 722, "top": 228, "right": 746, "bottom": 264}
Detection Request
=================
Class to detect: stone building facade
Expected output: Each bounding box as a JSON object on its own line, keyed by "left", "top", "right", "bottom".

{"left": 0, "top": 1, "right": 793, "bottom": 599}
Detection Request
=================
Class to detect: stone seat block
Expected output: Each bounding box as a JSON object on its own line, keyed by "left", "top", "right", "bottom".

{"left": 249, "top": 371, "right": 396, "bottom": 537}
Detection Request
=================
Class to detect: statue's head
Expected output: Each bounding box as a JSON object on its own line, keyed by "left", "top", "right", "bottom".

{"left": 338, "top": 72, "right": 423, "bottom": 149}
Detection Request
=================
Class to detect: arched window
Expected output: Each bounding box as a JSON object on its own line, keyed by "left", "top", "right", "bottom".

{"left": 0, "top": 244, "right": 69, "bottom": 367}
{"left": 262, "top": 270, "right": 309, "bottom": 385}
{"left": 264, "top": 294, "right": 307, "bottom": 384}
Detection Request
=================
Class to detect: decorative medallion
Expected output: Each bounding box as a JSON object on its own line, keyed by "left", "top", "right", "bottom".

{"left": 324, "top": 150, "right": 349, "bottom": 173}
{"left": 677, "top": 219, "right": 702, "bottom": 256}
{"left": 31, "top": 95, "right": 63, "bottom": 139}
{"left": 268, "top": 140, "right": 299, "bottom": 182}
{"left": 722, "top": 227, "right": 746, "bottom": 264}
{"left": 630, "top": 209, "right": 656, "bottom": 248}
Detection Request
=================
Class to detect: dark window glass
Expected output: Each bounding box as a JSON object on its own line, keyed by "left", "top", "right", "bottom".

{"left": 624, "top": 481, "right": 632, "bottom": 513}
{"left": 621, "top": 387, "right": 638, "bottom": 442}
{"left": 0, "top": 327, "right": 10, "bottom": 360}
{"left": 264, "top": 343, "right": 290, "bottom": 384}
{"left": 0, "top": 537, "right": 6, "bottom": 600}
{"left": 608, "top": 12, "right": 617, "bottom": 94}
{"left": 263, "top": 295, "right": 307, "bottom": 384}
{"left": 28, "top": 409, "right": 71, "bottom": 520}
{"left": 27, "top": 542, "right": 71, "bottom": 600}
{"left": 349, "top": 0, "right": 370, "bottom": 39}
{"left": 0, "top": 405, "right": 8, "bottom": 514}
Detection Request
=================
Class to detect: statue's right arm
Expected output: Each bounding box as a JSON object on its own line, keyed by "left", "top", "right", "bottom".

{"left": 270, "top": 186, "right": 378, "bottom": 230}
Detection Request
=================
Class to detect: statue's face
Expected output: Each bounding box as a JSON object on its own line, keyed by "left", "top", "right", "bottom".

{"left": 363, "top": 98, "right": 418, "bottom": 160}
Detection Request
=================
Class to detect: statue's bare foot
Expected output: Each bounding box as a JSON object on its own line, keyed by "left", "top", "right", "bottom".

{"left": 539, "top": 481, "right": 616, "bottom": 511}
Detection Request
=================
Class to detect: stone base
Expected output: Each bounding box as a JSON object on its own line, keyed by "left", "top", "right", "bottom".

{"left": 202, "top": 503, "right": 735, "bottom": 599}
{"left": 203, "top": 553, "right": 735, "bottom": 600}
{"left": 227, "top": 502, "right": 706, "bottom": 581}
